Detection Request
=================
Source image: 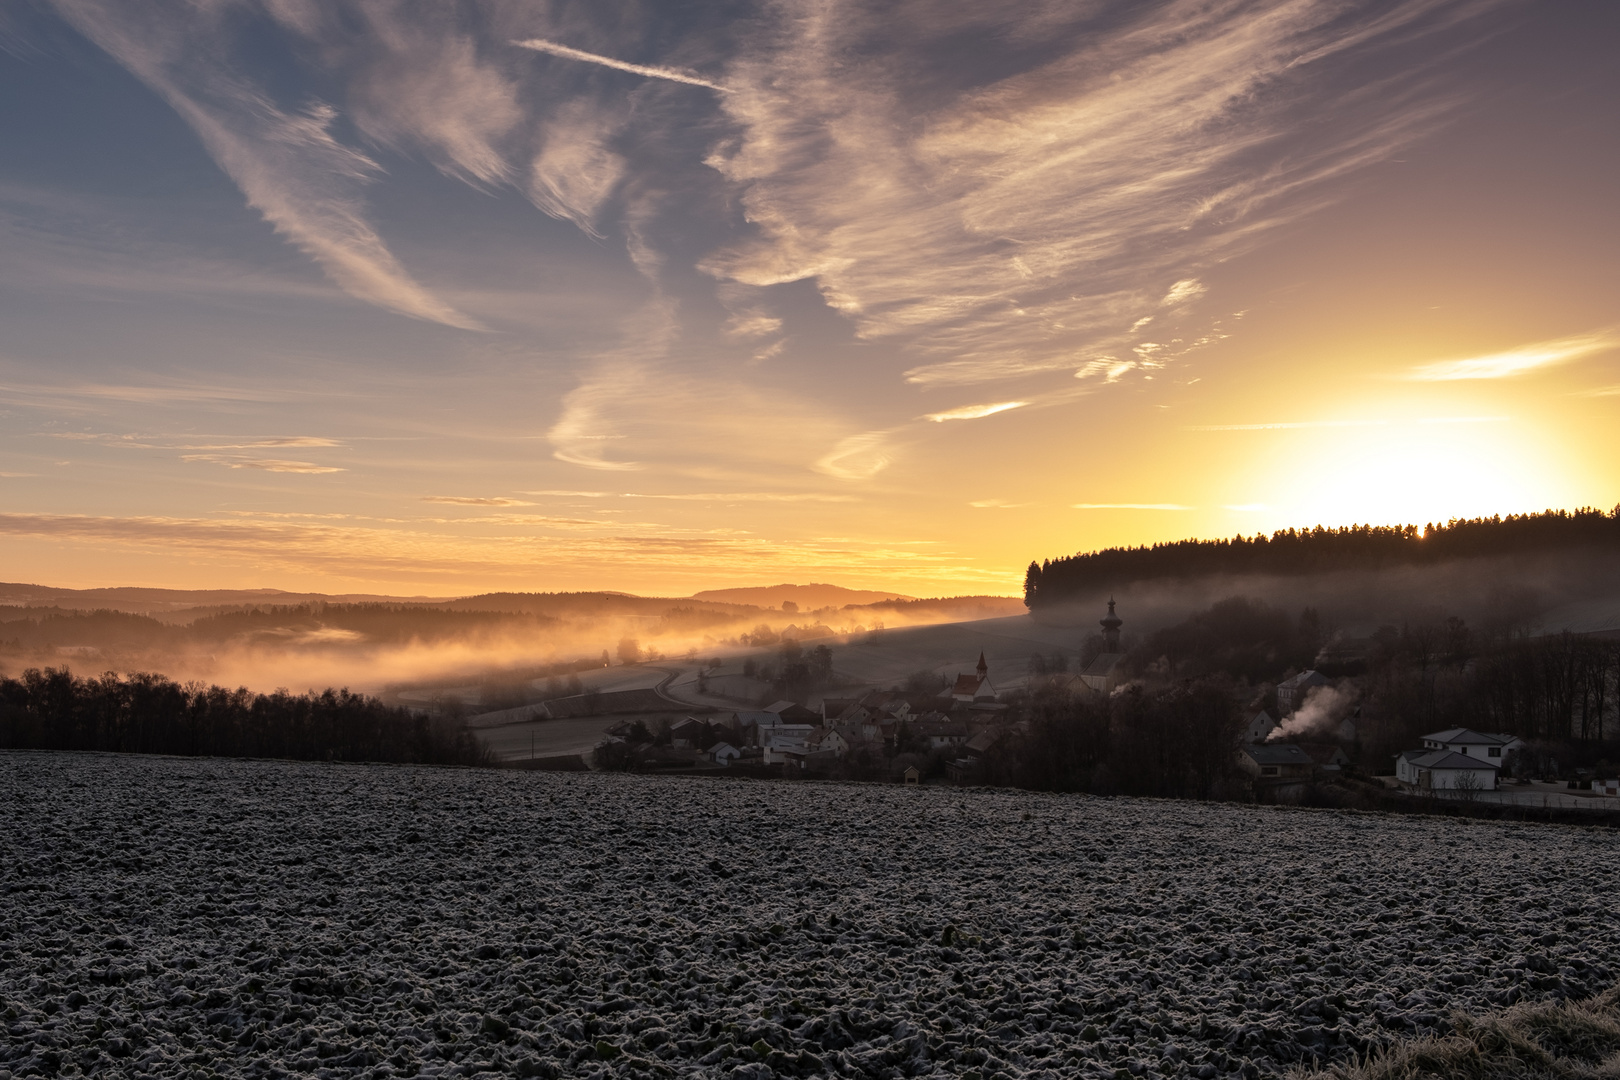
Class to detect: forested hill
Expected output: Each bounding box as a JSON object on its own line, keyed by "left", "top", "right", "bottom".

{"left": 1025, "top": 507, "right": 1620, "bottom": 608}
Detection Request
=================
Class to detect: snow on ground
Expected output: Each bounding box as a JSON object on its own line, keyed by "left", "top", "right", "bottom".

{"left": 3, "top": 751, "right": 1617, "bottom": 1080}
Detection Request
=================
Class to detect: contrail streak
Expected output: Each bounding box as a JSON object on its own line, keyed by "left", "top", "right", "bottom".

{"left": 513, "top": 38, "right": 728, "bottom": 92}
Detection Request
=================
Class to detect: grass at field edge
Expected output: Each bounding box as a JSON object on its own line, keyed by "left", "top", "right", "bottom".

{"left": 1299, "top": 986, "right": 1620, "bottom": 1080}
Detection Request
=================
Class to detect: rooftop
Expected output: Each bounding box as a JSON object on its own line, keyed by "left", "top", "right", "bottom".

{"left": 1421, "top": 728, "right": 1513, "bottom": 746}
{"left": 1243, "top": 744, "right": 1314, "bottom": 765}
{"left": 1402, "top": 749, "right": 1501, "bottom": 770}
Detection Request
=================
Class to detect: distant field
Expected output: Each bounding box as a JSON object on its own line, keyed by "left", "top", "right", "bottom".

{"left": 4, "top": 752, "right": 1616, "bottom": 1079}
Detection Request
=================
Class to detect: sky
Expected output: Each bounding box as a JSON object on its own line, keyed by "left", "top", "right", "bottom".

{"left": 0, "top": 0, "right": 1616, "bottom": 598}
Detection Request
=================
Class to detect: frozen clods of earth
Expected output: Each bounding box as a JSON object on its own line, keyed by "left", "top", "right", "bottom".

{"left": 2, "top": 752, "right": 1617, "bottom": 1080}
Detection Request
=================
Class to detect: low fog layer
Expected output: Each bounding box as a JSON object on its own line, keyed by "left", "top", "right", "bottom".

{"left": 1031, "top": 549, "right": 1620, "bottom": 643}
{"left": 0, "top": 585, "right": 1022, "bottom": 696}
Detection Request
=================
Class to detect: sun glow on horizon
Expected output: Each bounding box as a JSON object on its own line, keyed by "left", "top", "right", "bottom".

{"left": 1236, "top": 412, "right": 1587, "bottom": 536}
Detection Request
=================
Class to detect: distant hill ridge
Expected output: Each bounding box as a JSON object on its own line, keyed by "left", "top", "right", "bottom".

{"left": 0, "top": 583, "right": 445, "bottom": 614}
{"left": 1026, "top": 507, "right": 1620, "bottom": 608}
{"left": 689, "top": 583, "right": 916, "bottom": 608}
{"left": 0, "top": 581, "right": 942, "bottom": 617}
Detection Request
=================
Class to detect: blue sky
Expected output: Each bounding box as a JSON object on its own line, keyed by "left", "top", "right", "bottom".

{"left": 0, "top": 0, "right": 1616, "bottom": 595}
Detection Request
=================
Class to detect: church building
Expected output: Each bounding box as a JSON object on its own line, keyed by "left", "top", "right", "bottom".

{"left": 948, "top": 652, "right": 997, "bottom": 704}
{"left": 1079, "top": 599, "right": 1127, "bottom": 693}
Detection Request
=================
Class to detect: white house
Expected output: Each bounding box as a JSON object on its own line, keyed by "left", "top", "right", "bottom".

{"left": 760, "top": 724, "right": 815, "bottom": 752}
{"left": 709, "top": 741, "right": 741, "bottom": 766}
{"left": 1396, "top": 749, "right": 1499, "bottom": 791}
{"left": 912, "top": 718, "right": 970, "bottom": 750}
{"left": 812, "top": 727, "right": 852, "bottom": 757}
{"left": 1245, "top": 710, "right": 1278, "bottom": 743}
{"left": 1079, "top": 653, "right": 1126, "bottom": 693}
{"left": 762, "top": 745, "right": 807, "bottom": 767}
{"left": 1277, "top": 670, "right": 1329, "bottom": 715}
{"left": 1591, "top": 777, "right": 1618, "bottom": 797}
{"left": 1418, "top": 728, "right": 1523, "bottom": 765}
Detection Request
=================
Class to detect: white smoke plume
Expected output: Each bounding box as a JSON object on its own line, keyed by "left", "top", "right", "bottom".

{"left": 1269, "top": 683, "right": 1357, "bottom": 742}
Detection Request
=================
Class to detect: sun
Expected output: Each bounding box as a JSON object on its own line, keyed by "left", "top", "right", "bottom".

{"left": 1247, "top": 414, "right": 1582, "bottom": 531}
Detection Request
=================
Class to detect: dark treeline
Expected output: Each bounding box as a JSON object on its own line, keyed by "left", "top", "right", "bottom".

{"left": 1115, "top": 595, "right": 1620, "bottom": 757}
{"left": 0, "top": 668, "right": 488, "bottom": 766}
{"left": 1357, "top": 625, "right": 1619, "bottom": 771}
{"left": 996, "top": 679, "right": 1245, "bottom": 799}
{"left": 1026, "top": 507, "right": 1620, "bottom": 606}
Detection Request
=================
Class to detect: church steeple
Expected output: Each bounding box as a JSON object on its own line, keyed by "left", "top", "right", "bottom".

{"left": 975, "top": 651, "right": 988, "bottom": 678}
{"left": 1100, "top": 598, "right": 1123, "bottom": 652}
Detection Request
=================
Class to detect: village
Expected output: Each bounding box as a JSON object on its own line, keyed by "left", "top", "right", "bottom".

{"left": 589, "top": 600, "right": 1620, "bottom": 807}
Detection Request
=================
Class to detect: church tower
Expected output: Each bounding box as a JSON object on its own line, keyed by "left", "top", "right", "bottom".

{"left": 1100, "top": 598, "right": 1123, "bottom": 653}
{"left": 975, "top": 651, "right": 988, "bottom": 678}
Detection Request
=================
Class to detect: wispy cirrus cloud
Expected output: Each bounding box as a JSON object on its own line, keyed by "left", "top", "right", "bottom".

{"left": 182, "top": 455, "right": 343, "bottom": 474}
{"left": 512, "top": 38, "right": 729, "bottom": 93}
{"left": 816, "top": 431, "right": 895, "bottom": 481}
{"left": 183, "top": 437, "right": 343, "bottom": 450}
{"left": 421, "top": 496, "right": 535, "bottom": 507}
{"left": 1404, "top": 330, "right": 1617, "bottom": 381}
{"left": 48, "top": 0, "right": 481, "bottom": 330}
{"left": 925, "top": 401, "right": 1027, "bottom": 422}
{"left": 704, "top": 0, "right": 1502, "bottom": 388}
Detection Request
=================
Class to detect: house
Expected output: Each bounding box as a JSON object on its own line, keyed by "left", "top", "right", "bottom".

{"left": 1593, "top": 778, "right": 1619, "bottom": 797}
{"left": 813, "top": 727, "right": 853, "bottom": 757}
{"left": 760, "top": 724, "right": 816, "bottom": 752}
{"left": 1079, "top": 653, "right": 1125, "bottom": 693}
{"left": 912, "top": 718, "right": 970, "bottom": 750}
{"left": 1238, "top": 743, "right": 1315, "bottom": 780}
{"left": 962, "top": 726, "right": 1002, "bottom": 757}
{"left": 764, "top": 700, "right": 820, "bottom": 723}
{"left": 669, "top": 717, "right": 707, "bottom": 749}
{"left": 1297, "top": 743, "right": 1351, "bottom": 774}
{"left": 902, "top": 765, "right": 920, "bottom": 785}
{"left": 947, "top": 727, "right": 1004, "bottom": 786}
{"left": 1417, "top": 727, "right": 1523, "bottom": 765}
{"left": 1396, "top": 749, "right": 1499, "bottom": 791}
{"left": 820, "top": 697, "right": 860, "bottom": 722}
{"left": 739, "top": 709, "right": 817, "bottom": 746}
{"left": 764, "top": 745, "right": 807, "bottom": 768}
{"left": 1245, "top": 710, "right": 1278, "bottom": 743}
{"left": 1278, "top": 669, "right": 1330, "bottom": 715}
{"left": 709, "top": 741, "right": 741, "bottom": 766}
{"left": 1277, "top": 670, "right": 1329, "bottom": 716}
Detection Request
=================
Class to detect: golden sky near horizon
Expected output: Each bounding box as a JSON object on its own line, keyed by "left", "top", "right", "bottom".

{"left": 0, "top": 0, "right": 1616, "bottom": 598}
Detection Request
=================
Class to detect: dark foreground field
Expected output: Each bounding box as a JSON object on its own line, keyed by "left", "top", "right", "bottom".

{"left": 2, "top": 752, "right": 1618, "bottom": 1079}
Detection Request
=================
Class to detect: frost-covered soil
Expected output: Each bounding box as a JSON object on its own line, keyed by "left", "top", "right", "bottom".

{"left": 3, "top": 752, "right": 1618, "bottom": 1080}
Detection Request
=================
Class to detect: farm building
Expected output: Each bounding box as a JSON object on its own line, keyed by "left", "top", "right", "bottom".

{"left": 1238, "top": 744, "right": 1314, "bottom": 780}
